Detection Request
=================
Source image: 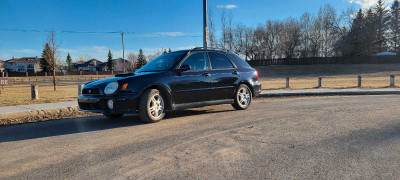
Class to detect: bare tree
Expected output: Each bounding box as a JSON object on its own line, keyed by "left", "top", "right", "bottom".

{"left": 76, "top": 55, "right": 92, "bottom": 64}
{"left": 208, "top": 8, "right": 217, "bottom": 48}
{"left": 266, "top": 20, "right": 283, "bottom": 59}
{"left": 43, "top": 30, "right": 60, "bottom": 91}
{"left": 127, "top": 52, "right": 137, "bottom": 70}
{"left": 280, "top": 18, "right": 302, "bottom": 58}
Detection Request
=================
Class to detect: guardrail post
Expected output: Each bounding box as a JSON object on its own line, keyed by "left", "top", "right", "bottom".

{"left": 96, "top": 71, "right": 99, "bottom": 75}
{"left": 31, "top": 84, "right": 39, "bottom": 100}
{"left": 45, "top": 72, "right": 47, "bottom": 76}
{"left": 358, "top": 76, "right": 362, "bottom": 88}
{"left": 286, "top": 78, "right": 290, "bottom": 88}
{"left": 318, "top": 77, "right": 322, "bottom": 88}
{"left": 390, "top": 75, "right": 395, "bottom": 87}
{"left": 26, "top": 72, "right": 28, "bottom": 77}
{"left": 78, "top": 84, "right": 84, "bottom": 96}
{"left": 80, "top": 71, "right": 83, "bottom": 75}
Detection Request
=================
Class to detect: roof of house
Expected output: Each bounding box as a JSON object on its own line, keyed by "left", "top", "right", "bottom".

{"left": 113, "top": 58, "right": 131, "bottom": 65}
{"left": 6, "top": 57, "right": 40, "bottom": 63}
{"left": 73, "top": 59, "right": 106, "bottom": 68}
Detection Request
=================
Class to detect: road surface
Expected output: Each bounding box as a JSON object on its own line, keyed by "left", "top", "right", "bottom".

{"left": 1, "top": 95, "right": 400, "bottom": 179}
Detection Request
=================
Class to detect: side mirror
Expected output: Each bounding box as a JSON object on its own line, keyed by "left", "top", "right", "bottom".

{"left": 178, "top": 64, "right": 191, "bottom": 72}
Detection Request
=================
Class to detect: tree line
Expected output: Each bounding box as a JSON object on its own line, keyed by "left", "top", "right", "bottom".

{"left": 209, "top": 0, "right": 400, "bottom": 60}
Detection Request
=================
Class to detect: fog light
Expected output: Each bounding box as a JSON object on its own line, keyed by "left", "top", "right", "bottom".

{"left": 107, "top": 100, "right": 114, "bottom": 109}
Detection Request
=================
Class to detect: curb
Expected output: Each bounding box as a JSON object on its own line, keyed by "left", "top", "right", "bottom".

{"left": 258, "top": 89, "right": 400, "bottom": 97}
{"left": 0, "top": 106, "right": 98, "bottom": 126}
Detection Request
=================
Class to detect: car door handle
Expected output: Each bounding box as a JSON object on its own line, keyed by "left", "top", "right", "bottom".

{"left": 233, "top": 71, "right": 239, "bottom": 75}
{"left": 203, "top": 72, "right": 211, "bottom": 77}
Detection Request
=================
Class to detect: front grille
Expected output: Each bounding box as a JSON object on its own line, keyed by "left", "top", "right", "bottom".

{"left": 82, "top": 88, "right": 100, "bottom": 95}
{"left": 79, "top": 100, "right": 107, "bottom": 110}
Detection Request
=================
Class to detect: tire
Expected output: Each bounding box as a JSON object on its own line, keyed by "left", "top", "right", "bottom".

{"left": 138, "top": 89, "right": 166, "bottom": 123}
{"left": 103, "top": 113, "right": 124, "bottom": 118}
{"left": 232, "top": 84, "right": 252, "bottom": 110}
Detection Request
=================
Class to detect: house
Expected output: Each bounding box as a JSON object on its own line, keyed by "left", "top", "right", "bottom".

{"left": 73, "top": 59, "right": 107, "bottom": 71}
{"left": 113, "top": 58, "right": 133, "bottom": 71}
{"left": 3, "top": 57, "right": 41, "bottom": 72}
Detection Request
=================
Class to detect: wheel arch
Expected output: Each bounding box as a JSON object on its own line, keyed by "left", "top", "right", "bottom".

{"left": 236, "top": 80, "right": 255, "bottom": 97}
{"left": 138, "top": 84, "right": 173, "bottom": 110}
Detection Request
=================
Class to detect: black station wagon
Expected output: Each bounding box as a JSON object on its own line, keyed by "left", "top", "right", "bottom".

{"left": 78, "top": 48, "right": 261, "bottom": 123}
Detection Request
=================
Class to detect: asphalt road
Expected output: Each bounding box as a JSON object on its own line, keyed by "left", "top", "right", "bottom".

{"left": 1, "top": 95, "right": 400, "bottom": 179}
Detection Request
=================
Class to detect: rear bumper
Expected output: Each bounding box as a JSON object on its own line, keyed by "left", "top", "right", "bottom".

{"left": 253, "top": 81, "right": 262, "bottom": 97}
{"left": 78, "top": 93, "right": 139, "bottom": 114}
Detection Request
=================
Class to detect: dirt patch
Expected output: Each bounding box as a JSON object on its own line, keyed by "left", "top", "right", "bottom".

{"left": 0, "top": 107, "right": 99, "bottom": 126}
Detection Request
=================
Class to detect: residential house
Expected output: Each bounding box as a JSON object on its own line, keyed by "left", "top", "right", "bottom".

{"left": 3, "top": 57, "right": 41, "bottom": 72}
{"left": 113, "top": 58, "right": 133, "bottom": 71}
{"left": 73, "top": 59, "right": 107, "bottom": 71}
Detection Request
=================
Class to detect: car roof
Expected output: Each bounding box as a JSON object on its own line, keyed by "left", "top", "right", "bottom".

{"left": 173, "top": 48, "right": 230, "bottom": 55}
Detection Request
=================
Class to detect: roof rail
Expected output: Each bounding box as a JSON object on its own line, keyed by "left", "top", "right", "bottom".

{"left": 190, "top": 47, "right": 230, "bottom": 52}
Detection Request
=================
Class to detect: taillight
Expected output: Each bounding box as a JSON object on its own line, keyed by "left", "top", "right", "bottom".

{"left": 255, "top": 71, "right": 259, "bottom": 80}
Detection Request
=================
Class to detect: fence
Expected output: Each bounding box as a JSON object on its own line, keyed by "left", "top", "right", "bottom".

{"left": 6, "top": 71, "right": 125, "bottom": 77}
{"left": 248, "top": 55, "right": 400, "bottom": 66}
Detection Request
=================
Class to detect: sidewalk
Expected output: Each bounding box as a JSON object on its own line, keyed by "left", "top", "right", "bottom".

{"left": 1, "top": 88, "right": 400, "bottom": 115}
{"left": 0, "top": 101, "right": 77, "bottom": 115}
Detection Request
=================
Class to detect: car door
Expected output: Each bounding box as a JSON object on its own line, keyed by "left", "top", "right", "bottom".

{"left": 208, "top": 52, "right": 239, "bottom": 100}
{"left": 172, "top": 52, "right": 213, "bottom": 104}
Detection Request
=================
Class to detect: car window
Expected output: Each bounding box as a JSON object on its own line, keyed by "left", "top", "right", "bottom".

{"left": 227, "top": 53, "right": 251, "bottom": 68}
{"left": 180, "top": 53, "right": 210, "bottom": 71}
{"left": 137, "top": 51, "right": 187, "bottom": 72}
{"left": 208, "top": 53, "right": 235, "bottom": 69}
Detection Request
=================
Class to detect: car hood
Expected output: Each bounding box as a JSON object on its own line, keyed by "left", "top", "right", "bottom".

{"left": 84, "top": 71, "right": 165, "bottom": 88}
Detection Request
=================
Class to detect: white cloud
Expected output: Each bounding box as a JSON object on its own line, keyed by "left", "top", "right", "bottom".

{"left": 11, "top": 49, "right": 39, "bottom": 54}
{"left": 348, "top": 0, "right": 394, "bottom": 8}
{"left": 217, "top": 4, "right": 237, "bottom": 9}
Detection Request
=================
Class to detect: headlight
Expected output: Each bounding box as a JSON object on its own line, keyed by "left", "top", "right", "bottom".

{"left": 104, "top": 82, "right": 119, "bottom": 95}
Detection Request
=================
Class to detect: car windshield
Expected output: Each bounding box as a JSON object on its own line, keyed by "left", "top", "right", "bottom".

{"left": 137, "top": 51, "right": 188, "bottom": 72}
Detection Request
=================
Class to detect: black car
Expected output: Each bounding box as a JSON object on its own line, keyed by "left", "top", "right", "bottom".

{"left": 78, "top": 48, "right": 262, "bottom": 123}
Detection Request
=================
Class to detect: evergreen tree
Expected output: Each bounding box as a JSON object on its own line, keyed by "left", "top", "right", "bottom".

{"left": 107, "top": 49, "right": 113, "bottom": 71}
{"left": 66, "top": 53, "right": 73, "bottom": 71}
{"left": 365, "top": 8, "right": 378, "bottom": 55}
{"left": 374, "top": 0, "right": 390, "bottom": 52}
{"left": 41, "top": 43, "right": 51, "bottom": 73}
{"left": 163, "top": 49, "right": 167, "bottom": 54}
{"left": 390, "top": 0, "right": 400, "bottom": 52}
{"left": 168, "top": 48, "right": 172, "bottom": 53}
{"left": 136, "top": 49, "right": 147, "bottom": 68}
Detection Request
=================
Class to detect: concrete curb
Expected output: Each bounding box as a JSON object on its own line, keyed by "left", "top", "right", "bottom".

{"left": 0, "top": 106, "right": 98, "bottom": 126}
{"left": 259, "top": 88, "right": 400, "bottom": 97}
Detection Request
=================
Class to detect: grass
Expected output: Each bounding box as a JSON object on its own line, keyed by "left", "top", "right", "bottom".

{"left": 1, "top": 64, "right": 400, "bottom": 107}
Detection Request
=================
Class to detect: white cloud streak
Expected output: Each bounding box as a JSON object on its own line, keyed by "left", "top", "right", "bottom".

{"left": 11, "top": 49, "right": 39, "bottom": 54}
{"left": 216, "top": 5, "right": 238, "bottom": 9}
{"left": 348, "top": 0, "right": 394, "bottom": 8}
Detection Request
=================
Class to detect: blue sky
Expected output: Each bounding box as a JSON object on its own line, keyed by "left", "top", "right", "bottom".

{"left": 0, "top": 0, "right": 390, "bottom": 61}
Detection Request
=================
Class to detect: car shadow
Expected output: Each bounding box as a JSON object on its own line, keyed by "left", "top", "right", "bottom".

{"left": 0, "top": 107, "right": 235, "bottom": 143}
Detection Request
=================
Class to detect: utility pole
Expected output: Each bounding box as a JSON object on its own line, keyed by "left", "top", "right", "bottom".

{"left": 203, "top": 0, "right": 208, "bottom": 49}
{"left": 121, "top": 32, "right": 126, "bottom": 73}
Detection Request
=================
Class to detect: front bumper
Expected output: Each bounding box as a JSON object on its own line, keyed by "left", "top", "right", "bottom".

{"left": 78, "top": 93, "right": 139, "bottom": 114}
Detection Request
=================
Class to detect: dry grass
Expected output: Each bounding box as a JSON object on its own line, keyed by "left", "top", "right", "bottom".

{"left": 1, "top": 64, "right": 400, "bottom": 107}
{"left": 260, "top": 76, "right": 399, "bottom": 90}
{"left": 0, "top": 75, "right": 111, "bottom": 107}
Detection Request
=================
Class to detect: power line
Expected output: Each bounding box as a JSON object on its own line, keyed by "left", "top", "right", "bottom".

{"left": 0, "top": 28, "right": 202, "bottom": 38}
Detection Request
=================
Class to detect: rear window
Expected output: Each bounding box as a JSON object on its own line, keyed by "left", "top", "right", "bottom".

{"left": 208, "top": 53, "right": 235, "bottom": 69}
{"left": 226, "top": 53, "right": 252, "bottom": 68}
